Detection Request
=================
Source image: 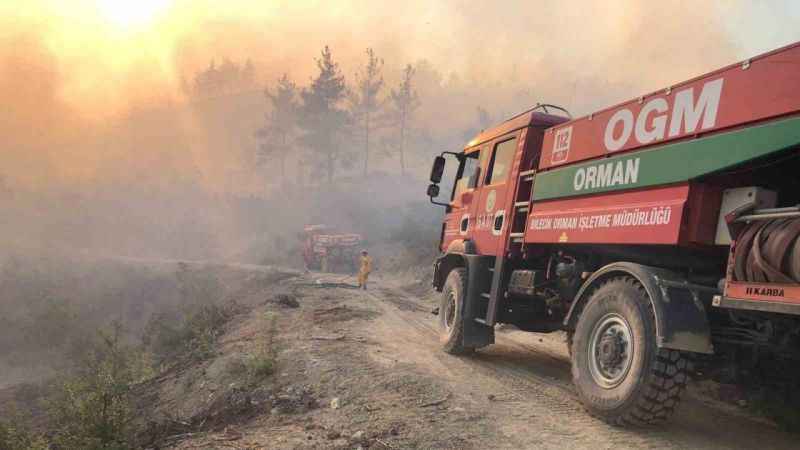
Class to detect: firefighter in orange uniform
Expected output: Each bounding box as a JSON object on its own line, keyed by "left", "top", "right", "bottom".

{"left": 358, "top": 250, "right": 372, "bottom": 290}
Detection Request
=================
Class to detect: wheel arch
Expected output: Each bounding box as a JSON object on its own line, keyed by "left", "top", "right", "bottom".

{"left": 563, "top": 262, "right": 715, "bottom": 355}
{"left": 432, "top": 239, "right": 476, "bottom": 292}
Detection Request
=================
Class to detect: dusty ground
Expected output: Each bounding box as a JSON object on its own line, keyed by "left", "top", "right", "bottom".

{"left": 133, "top": 265, "right": 799, "bottom": 450}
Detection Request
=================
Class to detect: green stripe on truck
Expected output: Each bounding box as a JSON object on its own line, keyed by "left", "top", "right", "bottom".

{"left": 532, "top": 116, "right": 800, "bottom": 201}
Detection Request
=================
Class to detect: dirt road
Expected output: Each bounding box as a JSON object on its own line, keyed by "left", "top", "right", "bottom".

{"left": 362, "top": 275, "right": 798, "bottom": 449}
{"left": 134, "top": 264, "right": 797, "bottom": 449}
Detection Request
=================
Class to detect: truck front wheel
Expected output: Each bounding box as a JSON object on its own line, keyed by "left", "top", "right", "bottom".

{"left": 571, "top": 277, "right": 691, "bottom": 426}
{"left": 439, "top": 268, "right": 474, "bottom": 355}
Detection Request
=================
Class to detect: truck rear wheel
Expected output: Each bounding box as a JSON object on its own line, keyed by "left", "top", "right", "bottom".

{"left": 439, "top": 268, "right": 475, "bottom": 355}
{"left": 571, "top": 277, "right": 691, "bottom": 426}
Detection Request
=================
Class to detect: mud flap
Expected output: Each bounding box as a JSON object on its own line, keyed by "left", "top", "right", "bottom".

{"left": 462, "top": 255, "right": 495, "bottom": 348}
{"left": 653, "top": 276, "right": 716, "bottom": 354}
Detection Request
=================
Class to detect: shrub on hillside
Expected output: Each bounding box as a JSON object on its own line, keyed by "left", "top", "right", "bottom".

{"left": 143, "top": 302, "right": 237, "bottom": 363}
{"left": 175, "top": 262, "right": 224, "bottom": 306}
{"left": 246, "top": 312, "right": 279, "bottom": 382}
{"left": 47, "top": 322, "right": 148, "bottom": 450}
{"left": 0, "top": 420, "right": 47, "bottom": 450}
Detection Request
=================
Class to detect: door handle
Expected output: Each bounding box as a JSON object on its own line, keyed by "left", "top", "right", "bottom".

{"left": 493, "top": 213, "right": 504, "bottom": 231}
{"left": 492, "top": 210, "right": 505, "bottom": 236}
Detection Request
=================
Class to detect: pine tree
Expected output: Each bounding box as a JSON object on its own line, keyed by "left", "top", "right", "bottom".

{"left": 192, "top": 60, "right": 220, "bottom": 97}
{"left": 256, "top": 74, "right": 298, "bottom": 181}
{"left": 218, "top": 58, "right": 239, "bottom": 95}
{"left": 298, "top": 46, "right": 350, "bottom": 184}
{"left": 350, "top": 48, "right": 385, "bottom": 176}
{"left": 241, "top": 59, "right": 256, "bottom": 90}
{"left": 190, "top": 58, "right": 256, "bottom": 98}
{"left": 388, "top": 64, "right": 420, "bottom": 175}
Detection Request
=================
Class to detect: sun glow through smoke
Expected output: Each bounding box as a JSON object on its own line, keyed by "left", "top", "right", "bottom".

{"left": 95, "top": 0, "right": 172, "bottom": 30}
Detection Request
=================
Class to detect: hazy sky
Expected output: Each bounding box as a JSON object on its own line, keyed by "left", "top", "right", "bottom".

{"left": 2, "top": 0, "right": 799, "bottom": 118}
{"left": 722, "top": 2, "right": 800, "bottom": 55}
{"left": 1, "top": 0, "right": 799, "bottom": 189}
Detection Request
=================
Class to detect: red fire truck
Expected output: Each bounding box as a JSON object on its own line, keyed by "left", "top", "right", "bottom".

{"left": 426, "top": 42, "right": 800, "bottom": 425}
{"left": 301, "top": 225, "right": 361, "bottom": 273}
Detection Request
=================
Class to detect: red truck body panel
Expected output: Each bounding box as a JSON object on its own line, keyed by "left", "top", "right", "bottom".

{"left": 540, "top": 42, "right": 800, "bottom": 171}
{"left": 524, "top": 184, "right": 689, "bottom": 245}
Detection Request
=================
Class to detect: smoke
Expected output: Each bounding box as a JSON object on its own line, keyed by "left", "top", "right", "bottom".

{"left": 0, "top": 1, "right": 795, "bottom": 259}
{"left": 0, "top": 1, "right": 768, "bottom": 184}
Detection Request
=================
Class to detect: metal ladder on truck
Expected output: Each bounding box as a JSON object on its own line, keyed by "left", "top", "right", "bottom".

{"left": 476, "top": 132, "right": 535, "bottom": 327}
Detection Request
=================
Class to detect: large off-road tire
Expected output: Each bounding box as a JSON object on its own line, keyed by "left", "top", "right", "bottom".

{"left": 439, "top": 268, "right": 475, "bottom": 355}
{"left": 571, "top": 277, "right": 691, "bottom": 426}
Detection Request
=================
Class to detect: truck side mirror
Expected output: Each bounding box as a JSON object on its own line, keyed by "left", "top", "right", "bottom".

{"left": 430, "top": 156, "right": 446, "bottom": 183}
{"left": 427, "top": 183, "right": 440, "bottom": 198}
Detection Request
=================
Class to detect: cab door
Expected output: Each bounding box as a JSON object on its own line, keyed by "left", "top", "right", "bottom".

{"left": 471, "top": 134, "right": 519, "bottom": 255}
{"left": 441, "top": 147, "right": 486, "bottom": 251}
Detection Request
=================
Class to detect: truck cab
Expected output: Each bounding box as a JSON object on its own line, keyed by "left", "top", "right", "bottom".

{"left": 436, "top": 108, "right": 569, "bottom": 257}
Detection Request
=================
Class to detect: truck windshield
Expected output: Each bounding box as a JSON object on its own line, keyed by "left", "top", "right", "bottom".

{"left": 452, "top": 151, "right": 480, "bottom": 200}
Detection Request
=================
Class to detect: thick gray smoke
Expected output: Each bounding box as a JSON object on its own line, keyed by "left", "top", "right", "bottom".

{"left": 0, "top": 1, "right": 796, "bottom": 261}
